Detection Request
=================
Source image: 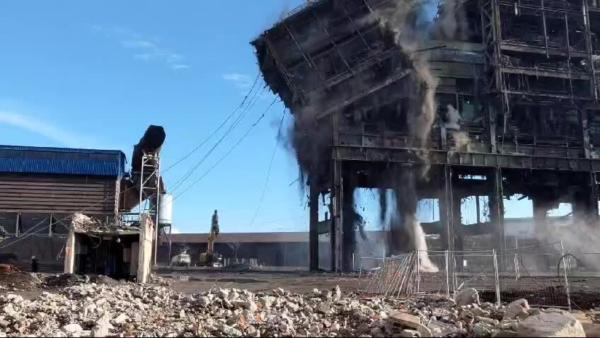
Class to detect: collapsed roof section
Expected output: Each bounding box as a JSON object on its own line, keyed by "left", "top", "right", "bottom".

{"left": 252, "top": 0, "right": 483, "bottom": 121}
{"left": 253, "top": 0, "right": 407, "bottom": 119}
{"left": 71, "top": 213, "right": 140, "bottom": 235}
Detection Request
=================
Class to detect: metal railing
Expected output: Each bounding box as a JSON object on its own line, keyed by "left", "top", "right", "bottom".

{"left": 359, "top": 247, "right": 576, "bottom": 309}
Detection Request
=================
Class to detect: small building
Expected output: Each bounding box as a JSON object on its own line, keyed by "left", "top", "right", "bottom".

{"left": 0, "top": 145, "right": 126, "bottom": 270}
{"left": 63, "top": 213, "right": 154, "bottom": 283}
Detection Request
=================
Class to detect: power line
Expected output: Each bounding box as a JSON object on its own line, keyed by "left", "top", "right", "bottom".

{"left": 163, "top": 74, "right": 261, "bottom": 174}
{"left": 174, "top": 99, "right": 278, "bottom": 200}
{"left": 169, "top": 86, "right": 267, "bottom": 193}
{"left": 0, "top": 81, "right": 269, "bottom": 250}
{"left": 0, "top": 81, "right": 274, "bottom": 249}
{"left": 0, "top": 88, "right": 270, "bottom": 249}
{"left": 248, "top": 109, "right": 287, "bottom": 228}
{"left": 174, "top": 110, "right": 267, "bottom": 200}
{"left": 169, "top": 83, "right": 263, "bottom": 190}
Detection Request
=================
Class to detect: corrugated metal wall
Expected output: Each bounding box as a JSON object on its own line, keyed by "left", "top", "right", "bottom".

{"left": 0, "top": 145, "right": 125, "bottom": 177}
{"left": 0, "top": 174, "right": 118, "bottom": 215}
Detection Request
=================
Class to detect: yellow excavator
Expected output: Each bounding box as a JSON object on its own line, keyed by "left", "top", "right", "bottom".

{"left": 199, "top": 210, "right": 220, "bottom": 266}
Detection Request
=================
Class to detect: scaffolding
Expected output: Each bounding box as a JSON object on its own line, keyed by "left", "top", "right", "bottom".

{"left": 137, "top": 153, "right": 161, "bottom": 266}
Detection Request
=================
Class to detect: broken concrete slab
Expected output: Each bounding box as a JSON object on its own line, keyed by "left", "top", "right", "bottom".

{"left": 503, "top": 299, "right": 530, "bottom": 321}
{"left": 62, "top": 323, "right": 83, "bottom": 335}
{"left": 517, "top": 312, "right": 585, "bottom": 337}
{"left": 389, "top": 311, "right": 422, "bottom": 328}
{"left": 388, "top": 311, "right": 432, "bottom": 337}
{"left": 455, "top": 288, "right": 480, "bottom": 307}
{"left": 472, "top": 322, "right": 495, "bottom": 337}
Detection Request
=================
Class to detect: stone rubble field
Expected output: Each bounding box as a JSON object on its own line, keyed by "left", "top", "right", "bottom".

{"left": 0, "top": 277, "right": 595, "bottom": 337}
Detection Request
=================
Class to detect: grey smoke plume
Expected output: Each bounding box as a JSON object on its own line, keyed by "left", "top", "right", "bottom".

{"left": 371, "top": 1, "right": 439, "bottom": 271}
{"left": 275, "top": 0, "right": 467, "bottom": 272}
{"left": 445, "top": 104, "right": 471, "bottom": 153}
{"left": 371, "top": 0, "right": 467, "bottom": 271}
{"left": 535, "top": 217, "right": 600, "bottom": 271}
{"left": 375, "top": 2, "right": 439, "bottom": 155}
{"left": 434, "top": 0, "right": 470, "bottom": 40}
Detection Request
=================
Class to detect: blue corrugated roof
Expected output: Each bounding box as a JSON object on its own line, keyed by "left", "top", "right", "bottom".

{"left": 0, "top": 145, "right": 126, "bottom": 177}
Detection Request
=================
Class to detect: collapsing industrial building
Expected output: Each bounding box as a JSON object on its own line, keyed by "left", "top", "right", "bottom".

{"left": 253, "top": 0, "right": 600, "bottom": 272}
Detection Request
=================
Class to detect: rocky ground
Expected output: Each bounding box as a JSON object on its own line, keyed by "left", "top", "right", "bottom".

{"left": 0, "top": 273, "right": 598, "bottom": 337}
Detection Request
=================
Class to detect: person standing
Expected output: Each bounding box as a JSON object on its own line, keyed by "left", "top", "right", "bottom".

{"left": 31, "top": 256, "right": 38, "bottom": 273}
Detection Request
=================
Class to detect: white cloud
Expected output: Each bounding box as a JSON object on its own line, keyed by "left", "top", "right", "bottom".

{"left": 171, "top": 64, "right": 190, "bottom": 70}
{"left": 0, "top": 111, "right": 92, "bottom": 148}
{"left": 121, "top": 39, "right": 157, "bottom": 49}
{"left": 93, "top": 25, "right": 190, "bottom": 71}
{"left": 170, "top": 226, "right": 182, "bottom": 234}
{"left": 222, "top": 73, "right": 253, "bottom": 90}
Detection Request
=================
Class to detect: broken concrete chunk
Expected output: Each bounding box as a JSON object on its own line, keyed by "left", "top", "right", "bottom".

{"left": 477, "top": 316, "right": 500, "bottom": 326}
{"left": 455, "top": 288, "right": 480, "bottom": 307}
{"left": 503, "top": 299, "right": 530, "bottom": 321}
{"left": 389, "top": 311, "right": 422, "bottom": 329}
{"left": 244, "top": 300, "right": 258, "bottom": 313}
{"left": 246, "top": 325, "right": 259, "bottom": 337}
{"left": 471, "top": 304, "right": 491, "bottom": 317}
{"left": 197, "top": 296, "right": 210, "bottom": 307}
{"left": 389, "top": 311, "right": 432, "bottom": 337}
{"left": 317, "top": 302, "right": 332, "bottom": 314}
{"left": 398, "top": 329, "right": 421, "bottom": 337}
{"left": 428, "top": 320, "right": 463, "bottom": 337}
{"left": 62, "top": 323, "right": 83, "bottom": 335}
{"left": 91, "top": 318, "right": 113, "bottom": 338}
{"left": 220, "top": 323, "right": 242, "bottom": 337}
{"left": 491, "top": 329, "right": 521, "bottom": 337}
{"left": 112, "top": 313, "right": 129, "bottom": 325}
{"left": 2, "top": 306, "right": 18, "bottom": 321}
{"left": 218, "top": 289, "right": 230, "bottom": 299}
{"left": 517, "top": 312, "right": 585, "bottom": 337}
{"left": 333, "top": 285, "right": 342, "bottom": 302}
{"left": 582, "top": 323, "right": 600, "bottom": 338}
{"left": 473, "top": 322, "right": 495, "bottom": 337}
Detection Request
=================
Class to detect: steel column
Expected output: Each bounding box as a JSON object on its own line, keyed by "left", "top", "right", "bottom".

{"left": 309, "top": 179, "right": 319, "bottom": 271}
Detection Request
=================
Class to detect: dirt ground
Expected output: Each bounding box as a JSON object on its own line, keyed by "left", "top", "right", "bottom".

{"left": 5, "top": 268, "right": 600, "bottom": 311}
{"left": 162, "top": 271, "right": 364, "bottom": 294}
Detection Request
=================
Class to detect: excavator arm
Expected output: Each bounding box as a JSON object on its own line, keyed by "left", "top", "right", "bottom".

{"left": 200, "top": 212, "right": 220, "bottom": 266}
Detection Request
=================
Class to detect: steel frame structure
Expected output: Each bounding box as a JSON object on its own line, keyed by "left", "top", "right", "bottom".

{"left": 254, "top": 0, "right": 600, "bottom": 272}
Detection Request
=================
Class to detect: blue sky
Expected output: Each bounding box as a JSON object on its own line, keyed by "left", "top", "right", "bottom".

{"left": 0, "top": 1, "right": 308, "bottom": 233}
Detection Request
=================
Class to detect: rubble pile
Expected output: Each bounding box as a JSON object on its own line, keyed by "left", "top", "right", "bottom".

{"left": 0, "top": 283, "right": 589, "bottom": 337}
{"left": 0, "top": 272, "right": 40, "bottom": 291}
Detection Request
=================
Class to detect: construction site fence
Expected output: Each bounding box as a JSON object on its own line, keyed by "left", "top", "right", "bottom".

{"left": 358, "top": 246, "right": 576, "bottom": 309}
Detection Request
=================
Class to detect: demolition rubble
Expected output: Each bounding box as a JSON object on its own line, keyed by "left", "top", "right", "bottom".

{"left": 0, "top": 276, "right": 592, "bottom": 337}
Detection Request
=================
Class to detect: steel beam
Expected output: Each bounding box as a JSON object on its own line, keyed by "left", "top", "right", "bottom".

{"left": 332, "top": 159, "right": 343, "bottom": 273}
{"left": 309, "top": 179, "right": 319, "bottom": 271}
{"left": 440, "top": 166, "right": 455, "bottom": 251}
{"left": 489, "top": 168, "right": 505, "bottom": 267}
{"left": 334, "top": 145, "right": 600, "bottom": 172}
